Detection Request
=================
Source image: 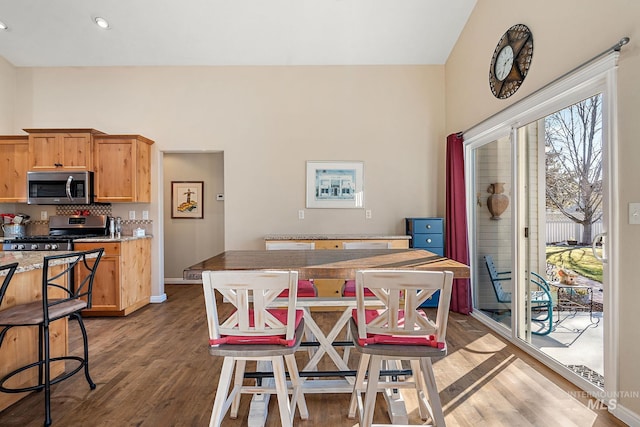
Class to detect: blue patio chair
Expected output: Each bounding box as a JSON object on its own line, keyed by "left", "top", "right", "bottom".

{"left": 484, "top": 255, "right": 553, "bottom": 335}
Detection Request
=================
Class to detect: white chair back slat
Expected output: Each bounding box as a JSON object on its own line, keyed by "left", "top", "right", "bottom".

{"left": 202, "top": 270, "right": 299, "bottom": 344}
{"left": 355, "top": 269, "right": 453, "bottom": 343}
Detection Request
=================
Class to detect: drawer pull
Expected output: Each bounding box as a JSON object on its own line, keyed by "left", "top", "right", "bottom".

{"left": 427, "top": 239, "right": 432, "bottom": 243}
{"left": 426, "top": 225, "right": 431, "bottom": 229}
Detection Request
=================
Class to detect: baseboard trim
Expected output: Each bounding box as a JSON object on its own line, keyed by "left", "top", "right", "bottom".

{"left": 150, "top": 293, "right": 167, "bottom": 304}
{"left": 164, "top": 278, "right": 202, "bottom": 285}
{"left": 611, "top": 402, "right": 640, "bottom": 426}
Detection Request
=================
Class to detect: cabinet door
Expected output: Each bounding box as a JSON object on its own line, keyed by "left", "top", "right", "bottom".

{"left": 59, "top": 133, "right": 93, "bottom": 170}
{"left": 29, "top": 134, "right": 60, "bottom": 169}
{"left": 0, "top": 137, "right": 29, "bottom": 202}
{"left": 75, "top": 243, "right": 121, "bottom": 312}
{"left": 29, "top": 132, "right": 92, "bottom": 170}
{"left": 94, "top": 138, "right": 135, "bottom": 202}
{"left": 94, "top": 136, "right": 153, "bottom": 202}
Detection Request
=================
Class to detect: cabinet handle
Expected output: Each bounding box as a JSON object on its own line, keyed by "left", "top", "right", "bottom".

{"left": 426, "top": 225, "right": 431, "bottom": 229}
{"left": 427, "top": 239, "right": 432, "bottom": 243}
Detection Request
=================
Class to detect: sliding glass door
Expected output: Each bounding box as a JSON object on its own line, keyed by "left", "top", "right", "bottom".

{"left": 466, "top": 52, "right": 618, "bottom": 397}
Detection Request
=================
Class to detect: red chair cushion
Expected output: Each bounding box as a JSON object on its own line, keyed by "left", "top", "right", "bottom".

{"left": 278, "top": 279, "right": 317, "bottom": 298}
{"left": 351, "top": 308, "right": 444, "bottom": 348}
{"left": 210, "top": 309, "right": 304, "bottom": 347}
{"left": 341, "top": 279, "right": 375, "bottom": 297}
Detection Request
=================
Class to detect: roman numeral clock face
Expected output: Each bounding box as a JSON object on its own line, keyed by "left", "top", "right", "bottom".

{"left": 489, "top": 24, "right": 534, "bottom": 99}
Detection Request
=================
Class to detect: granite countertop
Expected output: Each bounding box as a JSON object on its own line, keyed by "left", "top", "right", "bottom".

{"left": 0, "top": 251, "right": 98, "bottom": 275}
{"left": 264, "top": 234, "right": 411, "bottom": 240}
{"left": 74, "top": 235, "right": 152, "bottom": 243}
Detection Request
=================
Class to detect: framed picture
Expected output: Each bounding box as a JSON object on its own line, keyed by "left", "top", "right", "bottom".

{"left": 171, "top": 181, "right": 204, "bottom": 218}
{"left": 306, "top": 161, "right": 364, "bottom": 209}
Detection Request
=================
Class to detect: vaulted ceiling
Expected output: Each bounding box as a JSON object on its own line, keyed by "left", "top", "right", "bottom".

{"left": 0, "top": 0, "right": 476, "bottom": 67}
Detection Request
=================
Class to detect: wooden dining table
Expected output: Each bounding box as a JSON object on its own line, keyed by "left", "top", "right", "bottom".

{"left": 184, "top": 249, "right": 469, "bottom": 426}
{"left": 183, "top": 248, "right": 470, "bottom": 281}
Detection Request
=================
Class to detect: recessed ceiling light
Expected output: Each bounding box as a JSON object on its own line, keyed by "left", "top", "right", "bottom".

{"left": 94, "top": 17, "right": 110, "bottom": 30}
{"left": 0, "top": 21, "right": 8, "bottom": 31}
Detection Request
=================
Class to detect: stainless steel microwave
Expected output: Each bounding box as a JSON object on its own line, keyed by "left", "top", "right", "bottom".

{"left": 27, "top": 171, "right": 94, "bottom": 205}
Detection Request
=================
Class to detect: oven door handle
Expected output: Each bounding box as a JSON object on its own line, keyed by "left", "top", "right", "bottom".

{"left": 66, "top": 175, "right": 74, "bottom": 202}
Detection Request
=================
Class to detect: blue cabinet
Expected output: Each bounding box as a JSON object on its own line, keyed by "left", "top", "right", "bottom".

{"left": 406, "top": 217, "right": 444, "bottom": 307}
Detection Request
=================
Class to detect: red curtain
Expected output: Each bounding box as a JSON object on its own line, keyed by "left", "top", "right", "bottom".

{"left": 445, "top": 133, "right": 472, "bottom": 314}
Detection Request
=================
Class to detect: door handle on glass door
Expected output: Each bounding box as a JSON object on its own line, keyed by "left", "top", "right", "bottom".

{"left": 592, "top": 232, "right": 607, "bottom": 263}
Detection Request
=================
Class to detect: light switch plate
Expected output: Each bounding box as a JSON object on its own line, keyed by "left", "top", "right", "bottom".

{"left": 298, "top": 210, "right": 304, "bottom": 220}
{"left": 630, "top": 203, "right": 640, "bottom": 224}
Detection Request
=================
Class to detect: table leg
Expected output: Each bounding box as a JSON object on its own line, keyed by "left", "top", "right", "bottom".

{"left": 302, "top": 308, "right": 353, "bottom": 373}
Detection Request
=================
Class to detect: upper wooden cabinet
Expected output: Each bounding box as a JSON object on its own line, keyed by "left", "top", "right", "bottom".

{"left": 93, "top": 135, "right": 154, "bottom": 202}
{"left": 25, "top": 129, "right": 105, "bottom": 171}
{"left": 0, "top": 136, "right": 29, "bottom": 202}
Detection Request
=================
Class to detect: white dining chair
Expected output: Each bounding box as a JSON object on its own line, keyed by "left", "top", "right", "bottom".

{"left": 201, "top": 270, "right": 308, "bottom": 427}
{"left": 348, "top": 269, "right": 453, "bottom": 426}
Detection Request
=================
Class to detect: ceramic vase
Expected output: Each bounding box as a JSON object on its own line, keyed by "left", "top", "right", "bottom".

{"left": 487, "top": 182, "right": 509, "bottom": 220}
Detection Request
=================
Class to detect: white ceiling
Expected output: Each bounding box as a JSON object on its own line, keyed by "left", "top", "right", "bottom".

{"left": 0, "top": 0, "right": 476, "bottom": 67}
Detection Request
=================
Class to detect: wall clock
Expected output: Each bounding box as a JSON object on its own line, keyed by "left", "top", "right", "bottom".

{"left": 489, "top": 24, "right": 534, "bottom": 99}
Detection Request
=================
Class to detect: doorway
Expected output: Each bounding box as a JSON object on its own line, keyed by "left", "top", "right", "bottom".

{"left": 162, "top": 152, "right": 225, "bottom": 283}
{"left": 466, "top": 52, "right": 619, "bottom": 398}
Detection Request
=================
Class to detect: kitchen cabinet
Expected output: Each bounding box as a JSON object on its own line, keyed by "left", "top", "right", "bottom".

{"left": 75, "top": 237, "right": 151, "bottom": 316}
{"left": 406, "top": 217, "right": 445, "bottom": 307}
{"left": 0, "top": 136, "right": 29, "bottom": 202}
{"left": 93, "top": 135, "right": 154, "bottom": 202}
{"left": 25, "top": 129, "right": 104, "bottom": 171}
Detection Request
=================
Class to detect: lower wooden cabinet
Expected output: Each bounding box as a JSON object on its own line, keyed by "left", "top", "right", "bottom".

{"left": 75, "top": 238, "right": 151, "bottom": 316}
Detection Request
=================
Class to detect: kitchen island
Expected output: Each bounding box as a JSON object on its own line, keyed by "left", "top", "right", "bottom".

{"left": 0, "top": 251, "right": 86, "bottom": 411}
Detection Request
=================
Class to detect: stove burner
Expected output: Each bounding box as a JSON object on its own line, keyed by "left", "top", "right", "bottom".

{"left": 2, "top": 214, "right": 108, "bottom": 251}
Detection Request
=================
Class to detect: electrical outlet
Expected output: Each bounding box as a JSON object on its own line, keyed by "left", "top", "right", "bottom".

{"left": 298, "top": 210, "right": 305, "bottom": 220}
{"left": 142, "top": 210, "right": 149, "bottom": 220}
{"left": 365, "top": 210, "right": 372, "bottom": 219}
{"left": 129, "top": 211, "right": 136, "bottom": 220}
{"left": 40, "top": 211, "right": 48, "bottom": 220}
{"left": 630, "top": 203, "right": 640, "bottom": 224}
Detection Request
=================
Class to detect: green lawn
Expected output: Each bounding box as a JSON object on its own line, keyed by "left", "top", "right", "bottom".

{"left": 545, "top": 245, "right": 603, "bottom": 283}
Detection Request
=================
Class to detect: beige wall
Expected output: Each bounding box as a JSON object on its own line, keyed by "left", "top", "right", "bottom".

{"left": 445, "top": 0, "right": 640, "bottom": 418}
{"left": 0, "top": 56, "right": 16, "bottom": 133}
{"left": 6, "top": 64, "right": 446, "bottom": 299}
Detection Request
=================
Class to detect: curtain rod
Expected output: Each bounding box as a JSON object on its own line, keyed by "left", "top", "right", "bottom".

{"left": 458, "top": 36, "right": 630, "bottom": 137}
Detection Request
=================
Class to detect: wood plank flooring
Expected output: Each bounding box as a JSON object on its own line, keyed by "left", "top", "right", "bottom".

{"left": 0, "top": 284, "right": 626, "bottom": 426}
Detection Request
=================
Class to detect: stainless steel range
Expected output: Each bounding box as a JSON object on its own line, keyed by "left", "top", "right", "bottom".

{"left": 2, "top": 215, "right": 109, "bottom": 251}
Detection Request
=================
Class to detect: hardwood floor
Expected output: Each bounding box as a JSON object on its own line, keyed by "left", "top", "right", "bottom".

{"left": 0, "top": 284, "right": 627, "bottom": 426}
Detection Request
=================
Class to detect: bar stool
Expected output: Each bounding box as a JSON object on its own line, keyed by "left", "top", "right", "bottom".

{"left": 201, "top": 270, "right": 308, "bottom": 426}
{"left": 0, "top": 249, "right": 104, "bottom": 427}
{"left": 348, "top": 269, "right": 453, "bottom": 426}
{"left": 0, "top": 261, "right": 19, "bottom": 301}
